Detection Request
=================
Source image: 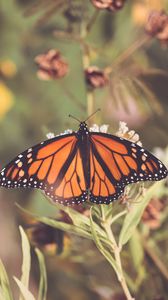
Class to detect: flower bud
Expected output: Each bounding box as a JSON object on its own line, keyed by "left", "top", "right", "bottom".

{"left": 146, "top": 11, "right": 168, "bottom": 46}
{"left": 85, "top": 66, "right": 109, "bottom": 89}
{"left": 91, "top": 0, "right": 126, "bottom": 12}
{"left": 35, "top": 49, "right": 68, "bottom": 80}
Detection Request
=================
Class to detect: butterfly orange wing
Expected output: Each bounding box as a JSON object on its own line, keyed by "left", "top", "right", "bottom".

{"left": 89, "top": 133, "right": 167, "bottom": 204}
{"left": 0, "top": 134, "right": 87, "bottom": 205}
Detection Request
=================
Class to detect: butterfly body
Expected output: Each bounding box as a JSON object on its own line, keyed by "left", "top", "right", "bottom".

{"left": 76, "top": 122, "right": 90, "bottom": 189}
{"left": 0, "top": 121, "right": 167, "bottom": 205}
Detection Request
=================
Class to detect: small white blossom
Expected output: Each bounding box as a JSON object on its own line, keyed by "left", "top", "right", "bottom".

{"left": 136, "top": 141, "right": 142, "bottom": 146}
{"left": 116, "top": 121, "right": 142, "bottom": 145}
{"left": 100, "top": 124, "right": 109, "bottom": 133}
{"left": 128, "top": 132, "right": 142, "bottom": 146}
{"left": 89, "top": 124, "right": 100, "bottom": 132}
{"left": 116, "top": 121, "right": 129, "bottom": 136}
{"left": 89, "top": 124, "right": 109, "bottom": 133}
{"left": 57, "top": 129, "right": 73, "bottom": 136}
{"left": 63, "top": 129, "right": 73, "bottom": 134}
{"left": 131, "top": 133, "right": 142, "bottom": 145}
{"left": 128, "top": 130, "right": 135, "bottom": 138}
{"left": 46, "top": 132, "right": 55, "bottom": 139}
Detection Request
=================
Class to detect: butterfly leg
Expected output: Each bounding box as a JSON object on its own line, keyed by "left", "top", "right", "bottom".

{"left": 119, "top": 187, "right": 132, "bottom": 210}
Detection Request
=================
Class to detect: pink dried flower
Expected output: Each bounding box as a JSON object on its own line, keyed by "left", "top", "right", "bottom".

{"left": 85, "top": 66, "right": 109, "bottom": 89}
{"left": 146, "top": 11, "right": 168, "bottom": 46}
{"left": 91, "top": 0, "right": 126, "bottom": 12}
{"left": 35, "top": 49, "right": 68, "bottom": 80}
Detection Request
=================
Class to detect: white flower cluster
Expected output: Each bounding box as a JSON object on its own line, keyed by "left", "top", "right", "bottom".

{"left": 46, "top": 129, "right": 73, "bottom": 139}
{"left": 127, "top": 130, "right": 142, "bottom": 146}
{"left": 116, "top": 121, "right": 142, "bottom": 146}
{"left": 46, "top": 132, "right": 55, "bottom": 139}
{"left": 89, "top": 124, "right": 109, "bottom": 133}
{"left": 63, "top": 129, "right": 73, "bottom": 134}
{"left": 46, "top": 122, "right": 143, "bottom": 148}
{"left": 116, "top": 121, "right": 129, "bottom": 136}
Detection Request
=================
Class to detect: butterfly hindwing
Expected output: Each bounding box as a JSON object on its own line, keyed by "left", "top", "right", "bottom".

{"left": 89, "top": 145, "right": 124, "bottom": 204}
{"left": 0, "top": 133, "right": 87, "bottom": 205}
{"left": 89, "top": 132, "right": 167, "bottom": 204}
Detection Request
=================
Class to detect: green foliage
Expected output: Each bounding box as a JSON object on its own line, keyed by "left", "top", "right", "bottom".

{"left": 0, "top": 227, "right": 47, "bottom": 300}
{"left": 35, "top": 248, "right": 47, "bottom": 300}
{"left": 0, "top": 259, "right": 13, "bottom": 300}
{"left": 119, "top": 181, "right": 165, "bottom": 247}
{"left": 13, "top": 278, "right": 36, "bottom": 300}
{"left": 16, "top": 179, "right": 167, "bottom": 300}
{"left": 19, "top": 226, "right": 31, "bottom": 300}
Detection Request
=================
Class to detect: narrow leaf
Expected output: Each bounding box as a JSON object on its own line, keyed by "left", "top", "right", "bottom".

{"left": 52, "top": 204, "right": 106, "bottom": 237}
{"left": 0, "top": 259, "right": 13, "bottom": 300}
{"left": 16, "top": 204, "right": 112, "bottom": 247}
{"left": 35, "top": 249, "right": 47, "bottom": 300}
{"left": 129, "top": 230, "right": 144, "bottom": 270}
{"left": 65, "top": 207, "right": 90, "bottom": 228}
{"left": 36, "top": 216, "right": 91, "bottom": 239}
{"left": 119, "top": 181, "right": 165, "bottom": 247}
{"left": 16, "top": 204, "right": 91, "bottom": 240}
{"left": 19, "top": 227, "right": 31, "bottom": 300}
{"left": 14, "top": 277, "right": 35, "bottom": 300}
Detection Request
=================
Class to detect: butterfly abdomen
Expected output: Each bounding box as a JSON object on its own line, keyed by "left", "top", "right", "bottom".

{"left": 76, "top": 122, "right": 90, "bottom": 189}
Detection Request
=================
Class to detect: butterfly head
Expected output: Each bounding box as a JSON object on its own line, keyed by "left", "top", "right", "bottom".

{"left": 69, "top": 109, "right": 101, "bottom": 137}
{"left": 77, "top": 121, "right": 89, "bottom": 135}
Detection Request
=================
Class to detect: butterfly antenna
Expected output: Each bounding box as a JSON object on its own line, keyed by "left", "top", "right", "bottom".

{"left": 84, "top": 108, "right": 101, "bottom": 122}
{"left": 68, "top": 114, "right": 81, "bottom": 123}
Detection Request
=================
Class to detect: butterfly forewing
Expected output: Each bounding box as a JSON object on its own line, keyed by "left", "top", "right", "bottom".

{"left": 0, "top": 133, "right": 87, "bottom": 205}
{"left": 89, "top": 132, "right": 168, "bottom": 204}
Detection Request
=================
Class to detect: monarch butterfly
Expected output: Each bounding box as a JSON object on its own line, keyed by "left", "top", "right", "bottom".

{"left": 0, "top": 114, "right": 167, "bottom": 205}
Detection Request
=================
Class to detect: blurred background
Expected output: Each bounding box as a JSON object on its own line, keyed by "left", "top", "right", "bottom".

{"left": 0, "top": 0, "right": 168, "bottom": 299}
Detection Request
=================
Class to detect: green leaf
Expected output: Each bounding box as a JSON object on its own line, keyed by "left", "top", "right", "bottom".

{"left": 119, "top": 181, "right": 165, "bottom": 247}
{"left": 90, "top": 207, "right": 120, "bottom": 276}
{"left": 110, "top": 210, "right": 127, "bottom": 225}
{"left": 129, "top": 230, "right": 146, "bottom": 289}
{"left": 16, "top": 203, "right": 92, "bottom": 239}
{"left": 14, "top": 277, "right": 35, "bottom": 300}
{"left": 36, "top": 216, "right": 92, "bottom": 239}
{"left": 58, "top": 204, "right": 90, "bottom": 228}
{"left": 19, "top": 226, "right": 31, "bottom": 300}
{"left": 129, "top": 229, "right": 144, "bottom": 270}
{"left": 53, "top": 204, "right": 107, "bottom": 238}
{"left": 0, "top": 259, "right": 13, "bottom": 300}
{"left": 16, "top": 204, "right": 111, "bottom": 247}
{"left": 35, "top": 248, "right": 47, "bottom": 300}
{"left": 100, "top": 204, "right": 114, "bottom": 220}
{"left": 39, "top": 214, "right": 113, "bottom": 248}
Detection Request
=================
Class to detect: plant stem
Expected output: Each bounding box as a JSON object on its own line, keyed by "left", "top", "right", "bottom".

{"left": 103, "top": 220, "right": 134, "bottom": 300}
{"left": 81, "top": 44, "right": 95, "bottom": 119}
{"left": 80, "top": 34, "right": 95, "bottom": 121}
{"left": 79, "top": 9, "right": 99, "bottom": 120}
{"left": 86, "top": 9, "right": 99, "bottom": 33}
